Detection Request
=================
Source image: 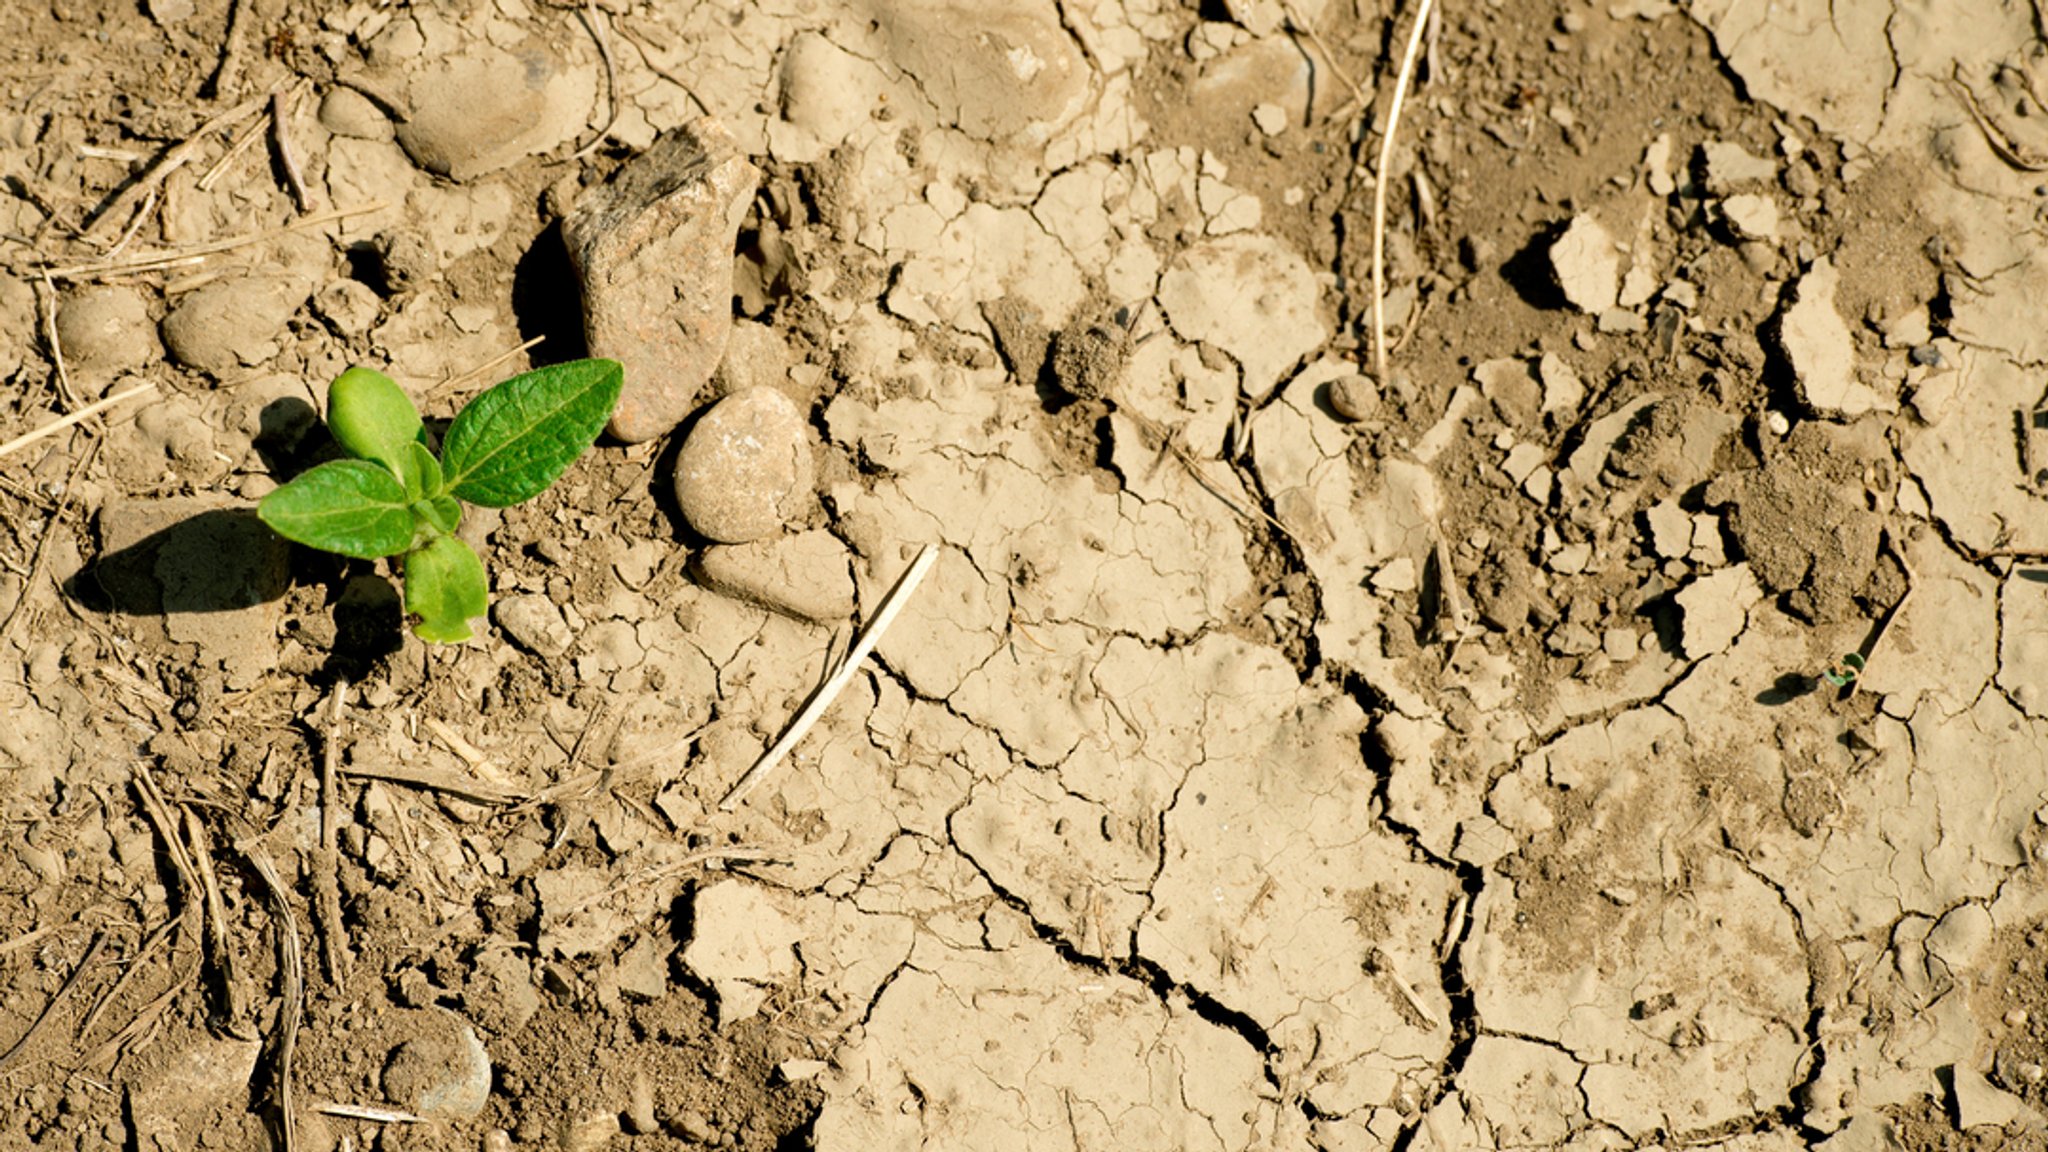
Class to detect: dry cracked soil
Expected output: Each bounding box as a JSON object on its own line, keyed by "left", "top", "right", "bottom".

{"left": 5, "top": 1, "right": 2048, "bottom": 1150}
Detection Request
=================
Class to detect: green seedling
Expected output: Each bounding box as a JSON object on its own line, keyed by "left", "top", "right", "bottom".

{"left": 258, "top": 360, "right": 623, "bottom": 643}
{"left": 1820, "top": 652, "right": 1866, "bottom": 688}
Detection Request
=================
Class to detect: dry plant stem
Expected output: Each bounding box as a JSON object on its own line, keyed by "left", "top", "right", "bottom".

{"left": 84, "top": 93, "right": 268, "bottom": 233}
{"left": 182, "top": 806, "right": 254, "bottom": 1037}
{"left": 198, "top": 114, "right": 270, "bottom": 191}
{"left": 0, "top": 381, "right": 154, "bottom": 461}
{"left": 1949, "top": 69, "right": 2048, "bottom": 171}
{"left": 1282, "top": 0, "right": 1368, "bottom": 116}
{"left": 0, "top": 439, "right": 94, "bottom": 647}
{"left": 0, "top": 930, "right": 106, "bottom": 1076}
{"left": 318, "top": 1104, "right": 426, "bottom": 1124}
{"left": 719, "top": 543, "right": 939, "bottom": 811}
{"left": 205, "top": 0, "right": 249, "bottom": 99}
{"left": 104, "top": 185, "right": 160, "bottom": 263}
{"left": 562, "top": 2, "right": 621, "bottom": 164}
{"left": 46, "top": 200, "right": 388, "bottom": 281}
{"left": 432, "top": 335, "right": 546, "bottom": 396}
{"left": 33, "top": 272, "right": 77, "bottom": 410}
{"left": 340, "top": 763, "right": 524, "bottom": 807}
{"left": 76, "top": 917, "right": 178, "bottom": 1042}
{"left": 241, "top": 843, "right": 304, "bottom": 1152}
{"left": 87, "top": 951, "right": 198, "bottom": 1070}
{"left": 271, "top": 90, "right": 318, "bottom": 213}
{"left": 1371, "top": 0, "right": 1436, "bottom": 382}
{"left": 315, "top": 681, "right": 350, "bottom": 982}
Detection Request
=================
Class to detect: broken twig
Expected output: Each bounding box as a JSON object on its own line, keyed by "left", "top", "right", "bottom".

{"left": 0, "top": 380, "right": 153, "bottom": 461}
{"left": 314, "top": 681, "right": 350, "bottom": 982}
{"left": 1371, "top": 0, "right": 1436, "bottom": 382}
{"left": 719, "top": 544, "right": 938, "bottom": 811}
{"left": 84, "top": 93, "right": 269, "bottom": 233}
{"left": 271, "top": 88, "right": 318, "bottom": 213}
{"left": 0, "top": 931, "right": 106, "bottom": 1077}
{"left": 240, "top": 842, "right": 304, "bottom": 1152}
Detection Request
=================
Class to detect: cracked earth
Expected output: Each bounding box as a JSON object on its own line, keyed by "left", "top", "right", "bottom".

{"left": 6, "top": 0, "right": 2048, "bottom": 1150}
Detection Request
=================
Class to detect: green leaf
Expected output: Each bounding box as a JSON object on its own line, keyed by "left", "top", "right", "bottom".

{"left": 403, "top": 535, "right": 488, "bottom": 643}
{"left": 441, "top": 359, "right": 623, "bottom": 508}
{"left": 257, "top": 459, "right": 415, "bottom": 559}
{"left": 401, "top": 441, "right": 444, "bottom": 503}
{"left": 327, "top": 367, "right": 424, "bottom": 480}
{"left": 415, "top": 494, "right": 462, "bottom": 536}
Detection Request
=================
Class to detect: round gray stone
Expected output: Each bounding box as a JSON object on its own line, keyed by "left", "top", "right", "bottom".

{"left": 674, "top": 386, "right": 814, "bottom": 544}
{"left": 57, "top": 286, "right": 158, "bottom": 377}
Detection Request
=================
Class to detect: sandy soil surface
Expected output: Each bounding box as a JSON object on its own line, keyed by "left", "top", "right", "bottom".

{"left": 5, "top": 0, "right": 2048, "bottom": 1149}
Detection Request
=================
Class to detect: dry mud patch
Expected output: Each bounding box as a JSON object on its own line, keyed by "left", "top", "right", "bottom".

{"left": 4, "top": 1, "right": 2048, "bottom": 1151}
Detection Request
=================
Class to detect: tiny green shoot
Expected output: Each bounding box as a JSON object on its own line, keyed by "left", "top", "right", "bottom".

{"left": 258, "top": 360, "right": 623, "bottom": 643}
{"left": 1820, "top": 652, "right": 1865, "bottom": 688}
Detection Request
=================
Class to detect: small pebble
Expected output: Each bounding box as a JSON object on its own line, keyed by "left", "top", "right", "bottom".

{"left": 381, "top": 1010, "right": 492, "bottom": 1121}
{"left": 493, "top": 594, "right": 574, "bottom": 657}
{"left": 311, "top": 278, "right": 382, "bottom": 339}
{"left": 667, "top": 1109, "right": 716, "bottom": 1144}
{"left": 317, "top": 86, "right": 392, "bottom": 141}
{"left": 2006, "top": 1007, "right": 2031, "bottom": 1028}
{"left": 674, "top": 386, "right": 816, "bottom": 544}
{"left": 625, "top": 1069, "right": 658, "bottom": 1135}
{"left": 1327, "top": 373, "right": 1380, "bottom": 422}
{"left": 160, "top": 272, "right": 309, "bottom": 373}
{"left": 57, "top": 285, "right": 158, "bottom": 377}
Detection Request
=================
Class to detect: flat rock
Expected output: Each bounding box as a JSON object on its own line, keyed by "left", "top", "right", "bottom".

{"left": 1674, "top": 563, "right": 1762, "bottom": 660}
{"left": 1156, "top": 233, "right": 1326, "bottom": 400}
{"left": 1698, "top": 140, "right": 1779, "bottom": 194}
{"left": 863, "top": 0, "right": 1089, "bottom": 144}
{"left": 57, "top": 285, "right": 158, "bottom": 377}
{"left": 493, "top": 593, "right": 574, "bottom": 657}
{"left": 1777, "top": 257, "right": 1886, "bottom": 417}
{"left": 679, "top": 881, "right": 800, "bottom": 1027}
{"left": 694, "top": 530, "right": 854, "bottom": 624}
{"left": 380, "top": 33, "right": 592, "bottom": 180}
{"left": 380, "top": 1008, "right": 492, "bottom": 1121}
{"left": 1721, "top": 192, "right": 1780, "bottom": 239}
{"left": 160, "top": 271, "right": 310, "bottom": 373}
{"left": 673, "top": 386, "right": 814, "bottom": 544}
{"left": 1550, "top": 214, "right": 1620, "bottom": 313}
{"left": 565, "top": 117, "right": 759, "bottom": 443}
{"left": 317, "top": 86, "right": 392, "bottom": 141}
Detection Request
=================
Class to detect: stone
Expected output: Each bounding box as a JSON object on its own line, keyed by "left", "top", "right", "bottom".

{"left": 1925, "top": 903, "right": 1993, "bottom": 975}
{"left": 679, "top": 881, "right": 801, "bottom": 1027}
{"left": 1157, "top": 234, "right": 1327, "bottom": 400}
{"left": 57, "top": 285, "right": 158, "bottom": 378}
{"left": 160, "top": 271, "right": 310, "bottom": 373}
{"left": 1551, "top": 214, "right": 1620, "bottom": 313}
{"left": 1537, "top": 352, "right": 1584, "bottom": 414}
{"left": 1721, "top": 193, "right": 1780, "bottom": 240}
{"left": 317, "top": 86, "right": 392, "bottom": 141}
{"left": 564, "top": 117, "right": 759, "bottom": 443}
{"left": 1327, "top": 372, "right": 1379, "bottom": 421}
{"left": 310, "top": 278, "right": 381, "bottom": 340}
{"left": 1698, "top": 140, "right": 1778, "bottom": 194}
{"left": 1777, "top": 258, "right": 1886, "bottom": 417}
{"left": 380, "top": 1009, "right": 492, "bottom": 1121}
{"left": 1674, "top": 563, "right": 1763, "bottom": 660}
{"left": 384, "top": 34, "right": 592, "bottom": 180}
{"left": 712, "top": 318, "right": 796, "bottom": 399}
{"left": 493, "top": 593, "right": 574, "bottom": 657}
{"left": 776, "top": 31, "right": 880, "bottom": 150}
{"left": 694, "top": 530, "right": 855, "bottom": 624}
{"left": 673, "top": 386, "right": 815, "bottom": 544}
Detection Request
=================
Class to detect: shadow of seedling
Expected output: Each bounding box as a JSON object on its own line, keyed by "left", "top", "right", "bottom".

{"left": 68, "top": 504, "right": 288, "bottom": 619}
{"left": 66, "top": 500, "right": 405, "bottom": 678}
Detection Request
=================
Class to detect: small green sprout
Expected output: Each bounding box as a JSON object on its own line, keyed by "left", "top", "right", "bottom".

{"left": 1820, "top": 652, "right": 1866, "bottom": 687}
{"left": 258, "top": 360, "right": 623, "bottom": 642}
